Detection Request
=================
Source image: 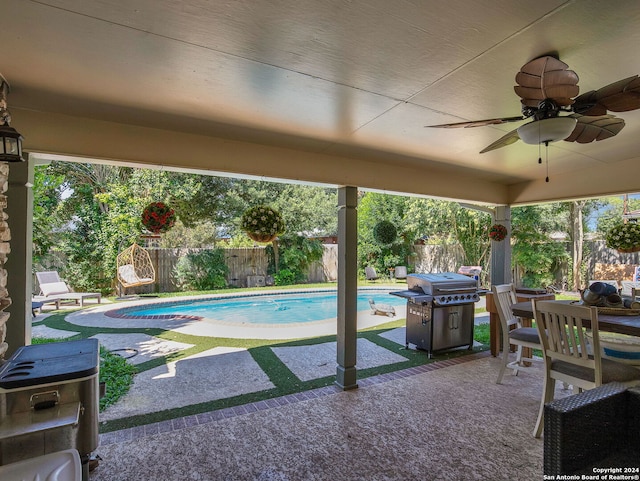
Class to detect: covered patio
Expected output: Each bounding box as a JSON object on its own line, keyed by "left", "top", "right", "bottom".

{"left": 2, "top": 1, "right": 640, "bottom": 479}
{"left": 91, "top": 352, "right": 556, "bottom": 480}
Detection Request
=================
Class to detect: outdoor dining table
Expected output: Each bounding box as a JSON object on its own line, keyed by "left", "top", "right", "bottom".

{"left": 511, "top": 299, "right": 640, "bottom": 337}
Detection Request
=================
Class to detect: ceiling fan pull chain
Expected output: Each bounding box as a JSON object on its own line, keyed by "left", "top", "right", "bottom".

{"left": 538, "top": 121, "right": 543, "bottom": 163}
{"left": 545, "top": 141, "right": 550, "bottom": 182}
{"left": 538, "top": 141, "right": 542, "bottom": 164}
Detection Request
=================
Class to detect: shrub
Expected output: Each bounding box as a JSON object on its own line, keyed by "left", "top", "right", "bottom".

{"left": 273, "top": 269, "right": 297, "bottom": 286}
{"left": 266, "top": 234, "right": 324, "bottom": 283}
{"left": 173, "top": 248, "right": 229, "bottom": 290}
{"left": 99, "top": 346, "right": 137, "bottom": 411}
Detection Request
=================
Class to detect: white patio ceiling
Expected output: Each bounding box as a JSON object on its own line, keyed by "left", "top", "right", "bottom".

{"left": 4, "top": 0, "right": 640, "bottom": 205}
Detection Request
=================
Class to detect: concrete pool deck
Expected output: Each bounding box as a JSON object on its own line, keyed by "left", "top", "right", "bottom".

{"left": 64, "top": 288, "right": 409, "bottom": 340}
{"left": 31, "top": 289, "right": 491, "bottom": 449}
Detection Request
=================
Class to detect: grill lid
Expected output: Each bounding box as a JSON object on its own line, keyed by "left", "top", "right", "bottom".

{"left": 407, "top": 272, "right": 477, "bottom": 293}
{"left": 0, "top": 339, "right": 99, "bottom": 389}
{"left": 407, "top": 272, "right": 479, "bottom": 305}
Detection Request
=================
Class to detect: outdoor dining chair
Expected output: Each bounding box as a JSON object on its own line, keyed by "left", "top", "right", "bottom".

{"left": 531, "top": 300, "right": 640, "bottom": 438}
{"left": 492, "top": 284, "right": 542, "bottom": 384}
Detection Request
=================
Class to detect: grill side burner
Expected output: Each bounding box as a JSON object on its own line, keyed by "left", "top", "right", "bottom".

{"left": 392, "top": 272, "right": 479, "bottom": 356}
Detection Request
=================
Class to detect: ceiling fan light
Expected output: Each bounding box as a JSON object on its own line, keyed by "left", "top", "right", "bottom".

{"left": 517, "top": 117, "right": 577, "bottom": 145}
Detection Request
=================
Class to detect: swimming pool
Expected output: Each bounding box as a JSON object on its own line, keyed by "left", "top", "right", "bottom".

{"left": 115, "top": 290, "right": 406, "bottom": 326}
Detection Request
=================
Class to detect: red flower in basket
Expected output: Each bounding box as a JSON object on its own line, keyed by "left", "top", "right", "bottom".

{"left": 489, "top": 224, "right": 508, "bottom": 242}
{"left": 141, "top": 202, "right": 177, "bottom": 234}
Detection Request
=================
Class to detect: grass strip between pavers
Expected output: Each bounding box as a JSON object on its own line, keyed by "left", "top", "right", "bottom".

{"left": 34, "top": 306, "right": 489, "bottom": 434}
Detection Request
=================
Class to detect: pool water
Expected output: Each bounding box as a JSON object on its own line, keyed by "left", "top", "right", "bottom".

{"left": 123, "top": 290, "right": 405, "bottom": 325}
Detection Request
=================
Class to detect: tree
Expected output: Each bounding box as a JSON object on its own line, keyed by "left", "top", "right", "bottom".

{"left": 32, "top": 166, "right": 66, "bottom": 270}
{"left": 404, "top": 198, "right": 491, "bottom": 275}
{"left": 511, "top": 205, "right": 569, "bottom": 288}
{"left": 357, "top": 192, "right": 413, "bottom": 276}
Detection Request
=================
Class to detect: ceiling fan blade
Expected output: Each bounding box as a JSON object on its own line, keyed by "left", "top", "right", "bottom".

{"left": 573, "top": 76, "right": 640, "bottom": 115}
{"left": 514, "top": 56, "right": 579, "bottom": 107}
{"left": 479, "top": 128, "right": 520, "bottom": 153}
{"left": 426, "top": 116, "right": 524, "bottom": 128}
{"left": 563, "top": 114, "right": 625, "bottom": 143}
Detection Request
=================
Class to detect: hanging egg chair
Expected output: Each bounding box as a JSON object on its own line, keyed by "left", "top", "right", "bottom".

{"left": 116, "top": 243, "right": 156, "bottom": 294}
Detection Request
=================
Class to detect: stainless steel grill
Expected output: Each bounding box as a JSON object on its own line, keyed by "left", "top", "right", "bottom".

{"left": 392, "top": 273, "right": 479, "bottom": 356}
{"left": 407, "top": 272, "right": 479, "bottom": 305}
{"left": 0, "top": 339, "right": 99, "bottom": 481}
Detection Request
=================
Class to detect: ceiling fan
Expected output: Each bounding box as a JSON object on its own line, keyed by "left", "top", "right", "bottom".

{"left": 427, "top": 55, "right": 640, "bottom": 155}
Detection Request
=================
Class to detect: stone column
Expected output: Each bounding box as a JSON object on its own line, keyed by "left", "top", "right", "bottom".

{"left": 4, "top": 158, "right": 33, "bottom": 358}
{"left": 0, "top": 162, "right": 10, "bottom": 359}
{"left": 336, "top": 186, "right": 358, "bottom": 390}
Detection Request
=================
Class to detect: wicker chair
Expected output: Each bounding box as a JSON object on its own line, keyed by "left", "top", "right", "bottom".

{"left": 116, "top": 243, "right": 155, "bottom": 294}
{"left": 544, "top": 383, "right": 640, "bottom": 475}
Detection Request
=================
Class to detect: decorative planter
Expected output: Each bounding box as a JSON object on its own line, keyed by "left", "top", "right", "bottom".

{"left": 246, "top": 232, "right": 277, "bottom": 243}
{"left": 617, "top": 246, "right": 640, "bottom": 253}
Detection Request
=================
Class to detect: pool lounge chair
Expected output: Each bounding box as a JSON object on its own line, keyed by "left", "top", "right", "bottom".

{"left": 369, "top": 299, "right": 396, "bottom": 317}
{"left": 35, "top": 271, "right": 101, "bottom": 307}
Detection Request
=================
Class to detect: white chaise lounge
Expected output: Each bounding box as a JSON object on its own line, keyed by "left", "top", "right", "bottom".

{"left": 35, "top": 271, "right": 101, "bottom": 307}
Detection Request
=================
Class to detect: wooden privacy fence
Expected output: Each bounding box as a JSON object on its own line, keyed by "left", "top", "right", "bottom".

{"left": 43, "top": 240, "right": 637, "bottom": 295}
{"left": 128, "top": 244, "right": 465, "bottom": 294}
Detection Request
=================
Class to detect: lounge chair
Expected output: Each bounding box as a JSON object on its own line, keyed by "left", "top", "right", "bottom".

{"left": 365, "top": 266, "right": 379, "bottom": 282}
{"left": 368, "top": 299, "right": 396, "bottom": 317}
{"left": 35, "top": 271, "right": 101, "bottom": 307}
{"left": 30, "top": 297, "right": 60, "bottom": 315}
{"left": 394, "top": 266, "right": 407, "bottom": 281}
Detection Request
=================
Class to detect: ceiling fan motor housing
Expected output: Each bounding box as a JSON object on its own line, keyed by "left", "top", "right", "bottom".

{"left": 517, "top": 117, "right": 578, "bottom": 144}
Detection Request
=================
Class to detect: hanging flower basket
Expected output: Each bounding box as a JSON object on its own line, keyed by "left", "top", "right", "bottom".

{"left": 373, "top": 220, "right": 397, "bottom": 245}
{"left": 489, "top": 224, "right": 508, "bottom": 242}
{"left": 141, "top": 201, "right": 177, "bottom": 234}
{"left": 241, "top": 205, "right": 285, "bottom": 243}
{"left": 605, "top": 222, "right": 640, "bottom": 253}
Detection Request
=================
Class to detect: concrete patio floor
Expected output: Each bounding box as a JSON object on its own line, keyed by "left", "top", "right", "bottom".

{"left": 90, "top": 352, "right": 570, "bottom": 481}
{"left": 30, "top": 291, "right": 522, "bottom": 480}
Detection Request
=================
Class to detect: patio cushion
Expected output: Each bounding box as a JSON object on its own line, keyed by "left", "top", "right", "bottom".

{"left": 551, "top": 357, "right": 640, "bottom": 384}
{"left": 509, "top": 327, "right": 539, "bottom": 344}
{"left": 40, "top": 281, "right": 70, "bottom": 297}
{"left": 118, "top": 264, "right": 139, "bottom": 285}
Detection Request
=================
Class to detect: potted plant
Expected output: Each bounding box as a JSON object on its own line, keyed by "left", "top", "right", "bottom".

{"left": 141, "top": 201, "right": 177, "bottom": 234}
{"left": 241, "top": 205, "right": 286, "bottom": 242}
{"left": 489, "top": 223, "right": 508, "bottom": 242}
{"left": 605, "top": 222, "right": 640, "bottom": 253}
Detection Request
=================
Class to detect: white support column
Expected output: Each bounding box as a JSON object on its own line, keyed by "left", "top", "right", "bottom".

{"left": 490, "top": 205, "right": 511, "bottom": 286}
{"left": 336, "top": 186, "right": 358, "bottom": 390}
{"left": 4, "top": 155, "right": 33, "bottom": 356}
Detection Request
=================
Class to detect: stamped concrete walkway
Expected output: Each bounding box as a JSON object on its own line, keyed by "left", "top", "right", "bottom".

{"left": 32, "top": 289, "right": 488, "bottom": 431}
